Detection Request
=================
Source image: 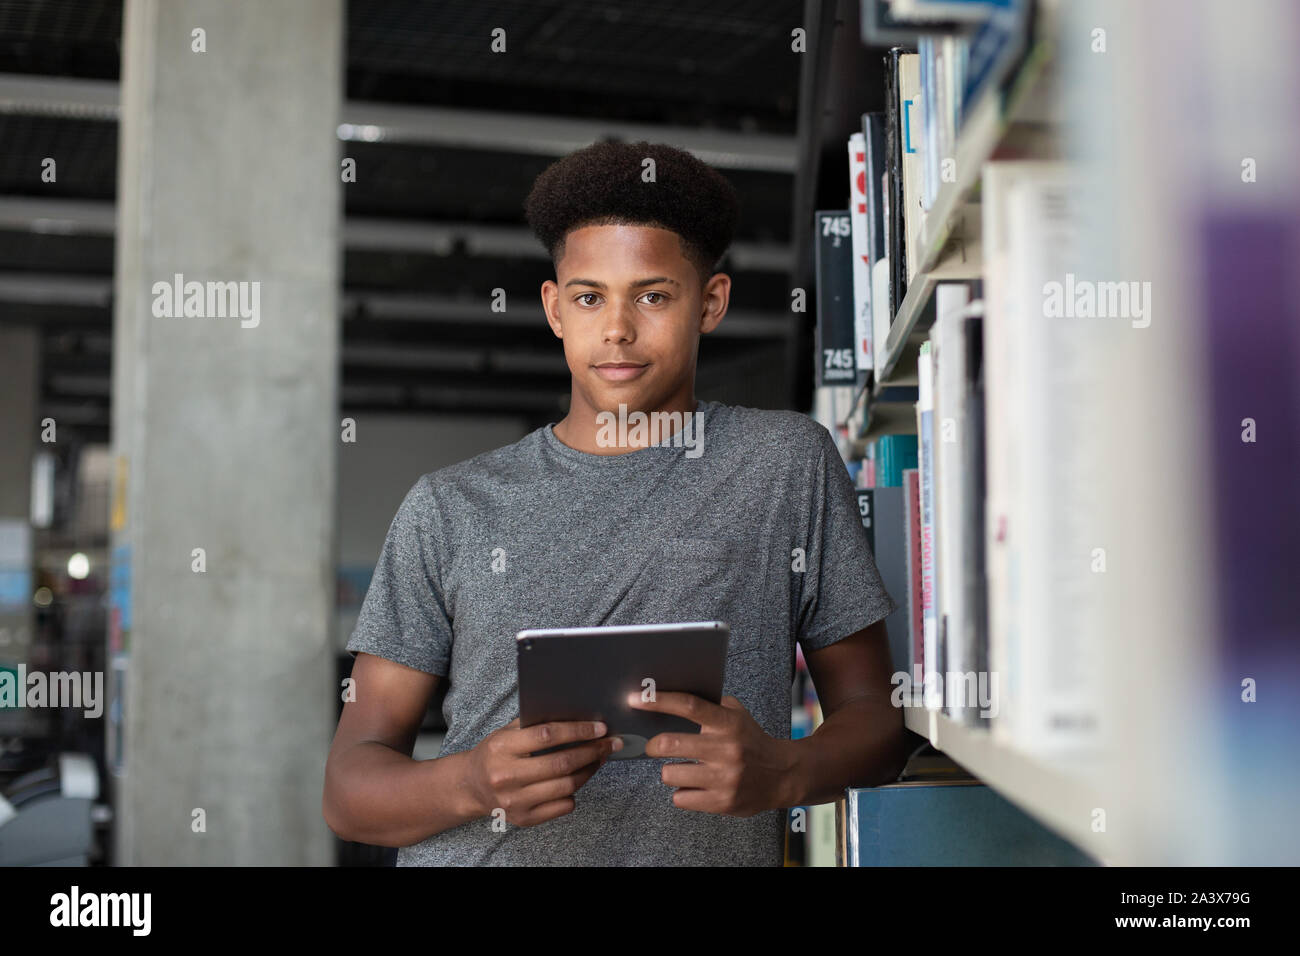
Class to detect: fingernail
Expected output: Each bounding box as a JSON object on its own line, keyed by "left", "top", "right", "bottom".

{"left": 594, "top": 721, "right": 607, "bottom": 736}
{"left": 611, "top": 737, "right": 624, "bottom": 751}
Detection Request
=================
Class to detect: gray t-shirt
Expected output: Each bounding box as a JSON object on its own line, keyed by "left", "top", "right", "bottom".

{"left": 345, "top": 399, "right": 896, "bottom": 865}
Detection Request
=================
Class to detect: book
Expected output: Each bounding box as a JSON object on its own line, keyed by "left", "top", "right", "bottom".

{"left": 860, "top": 447, "right": 877, "bottom": 489}
{"left": 857, "top": 487, "right": 911, "bottom": 678}
{"left": 844, "top": 780, "right": 1099, "bottom": 866}
{"left": 931, "top": 283, "right": 972, "bottom": 721}
{"left": 982, "top": 160, "right": 1100, "bottom": 756}
{"left": 960, "top": 314, "right": 990, "bottom": 728}
{"left": 808, "top": 802, "right": 838, "bottom": 867}
{"left": 847, "top": 133, "right": 874, "bottom": 377}
{"left": 920, "top": 35, "right": 938, "bottom": 214}
{"left": 860, "top": 0, "right": 966, "bottom": 46}
{"left": 884, "top": 47, "right": 912, "bottom": 322}
{"left": 813, "top": 211, "right": 858, "bottom": 386}
{"left": 903, "top": 468, "right": 924, "bottom": 685}
{"left": 863, "top": 112, "right": 892, "bottom": 377}
{"left": 916, "top": 340, "right": 939, "bottom": 709}
{"left": 891, "top": 0, "right": 1016, "bottom": 21}
{"left": 960, "top": 0, "right": 1031, "bottom": 115}
{"left": 873, "top": 434, "right": 918, "bottom": 487}
{"left": 898, "top": 51, "right": 925, "bottom": 284}
{"left": 981, "top": 163, "right": 1019, "bottom": 748}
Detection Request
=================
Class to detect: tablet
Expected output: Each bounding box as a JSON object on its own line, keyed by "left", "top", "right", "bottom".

{"left": 516, "top": 621, "right": 729, "bottom": 759}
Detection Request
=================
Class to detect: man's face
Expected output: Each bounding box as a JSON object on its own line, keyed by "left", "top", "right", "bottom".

{"left": 541, "top": 223, "right": 728, "bottom": 416}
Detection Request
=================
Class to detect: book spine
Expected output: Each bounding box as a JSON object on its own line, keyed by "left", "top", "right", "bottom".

{"left": 904, "top": 468, "right": 924, "bottom": 691}
{"left": 1006, "top": 167, "right": 1099, "bottom": 756}
{"left": 863, "top": 113, "right": 891, "bottom": 379}
{"left": 813, "top": 210, "right": 857, "bottom": 386}
{"left": 934, "top": 284, "right": 972, "bottom": 719}
{"left": 918, "top": 340, "right": 939, "bottom": 708}
{"left": 886, "top": 47, "right": 909, "bottom": 319}
{"left": 899, "top": 52, "right": 924, "bottom": 283}
{"left": 961, "top": 316, "right": 989, "bottom": 727}
{"left": 981, "top": 162, "right": 1019, "bottom": 745}
{"left": 848, "top": 132, "right": 874, "bottom": 377}
{"left": 920, "top": 36, "right": 936, "bottom": 212}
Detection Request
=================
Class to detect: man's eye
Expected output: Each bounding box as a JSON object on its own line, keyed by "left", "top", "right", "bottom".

{"left": 642, "top": 292, "right": 666, "bottom": 305}
{"left": 577, "top": 293, "right": 599, "bottom": 306}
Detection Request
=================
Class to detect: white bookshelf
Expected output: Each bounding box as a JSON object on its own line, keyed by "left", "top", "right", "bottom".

{"left": 839, "top": 38, "right": 1055, "bottom": 439}
{"left": 902, "top": 708, "right": 1121, "bottom": 865}
{"left": 868, "top": 18, "right": 1059, "bottom": 396}
{"left": 872, "top": 249, "right": 981, "bottom": 390}
{"left": 824, "top": 0, "right": 1282, "bottom": 868}
{"left": 849, "top": 1, "right": 1138, "bottom": 866}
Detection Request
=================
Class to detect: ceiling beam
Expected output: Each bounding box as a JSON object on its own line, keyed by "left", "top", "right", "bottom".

{"left": 0, "top": 274, "right": 792, "bottom": 340}
{"left": 0, "top": 197, "right": 794, "bottom": 272}
{"left": 0, "top": 73, "right": 797, "bottom": 173}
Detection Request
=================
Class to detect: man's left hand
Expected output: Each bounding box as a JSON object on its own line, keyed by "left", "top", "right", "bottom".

{"left": 628, "top": 691, "right": 796, "bottom": 817}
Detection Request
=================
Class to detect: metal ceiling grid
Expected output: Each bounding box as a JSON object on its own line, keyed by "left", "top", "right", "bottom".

{"left": 345, "top": 0, "right": 800, "bottom": 130}
{"left": 0, "top": 0, "right": 803, "bottom": 431}
{"left": 0, "top": 114, "right": 116, "bottom": 197}
{"left": 0, "top": 0, "right": 122, "bottom": 78}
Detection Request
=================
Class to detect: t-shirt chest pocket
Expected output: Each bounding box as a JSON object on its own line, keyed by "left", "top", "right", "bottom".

{"left": 645, "top": 537, "right": 764, "bottom": 642}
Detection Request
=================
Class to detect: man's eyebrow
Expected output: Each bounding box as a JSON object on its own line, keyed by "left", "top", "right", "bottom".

{"left": 563, "top": 276, "right": 681, "bottom": 290}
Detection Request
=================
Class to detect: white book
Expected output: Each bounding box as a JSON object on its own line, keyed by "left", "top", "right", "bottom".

{"left": 892, "top": 0, "right": 1005, "bottom": 21}
{"left": 917, "top": 340, "right": 939, "bottom": 709}
{"left": 939, "top": 35, "right": 960, "bottom": 186}
{"left": 984, "top": 161, "right": 1101, "bottom": 759}
{"left": 808, "top": 802, "right": 838, "bottom": 867}
{"left": 872, "top": 170, "right": 892, "bottom": 374}
{"left": 848, "top": 133, "right": 874, "bottom": 374}
{"left": 931, "top": 283, "right": 972, "bottom": 720}
{"left": 811, "top": 385, "right": 834, "bottom": 433}
{"left": 981, "top": 161, "right": 1032, "bottom": 748}
{"left": 899, "top": 53, "right": 925, "bottom": 282}
{"left": 930, "top": 40, "right": 946, "bottom": 206}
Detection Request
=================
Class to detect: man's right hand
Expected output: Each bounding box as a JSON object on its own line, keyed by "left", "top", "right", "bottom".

{"left": 465, "top": 719, "right": 623, "bottom": 827}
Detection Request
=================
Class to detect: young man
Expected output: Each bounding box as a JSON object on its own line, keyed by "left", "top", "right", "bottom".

{"left": 323, "top": 140, "right": 906, "bottom": 866}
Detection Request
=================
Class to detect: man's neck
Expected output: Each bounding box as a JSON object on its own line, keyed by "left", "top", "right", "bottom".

{"left": 552, "top": 394, "right": 700, "bottom": 455}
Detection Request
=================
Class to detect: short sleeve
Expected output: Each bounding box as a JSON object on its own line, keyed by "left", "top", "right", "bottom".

{"left": 797, "top": 427, "right": 898, "bottom": 652}
{"left": 345, "top": 476, "right": 452, "bottom": 676}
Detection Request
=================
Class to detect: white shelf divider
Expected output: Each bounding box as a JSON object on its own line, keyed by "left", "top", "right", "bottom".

{"left": 903, "top": 706, "right": 1123, "bottom": 865}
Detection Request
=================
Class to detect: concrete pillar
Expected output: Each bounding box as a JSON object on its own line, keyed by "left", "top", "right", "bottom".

{"left": 0, "top": 328, "right": 39, "bottom": 739}
{"left": 110, "top": 0, "right": 342, "bottom": 864}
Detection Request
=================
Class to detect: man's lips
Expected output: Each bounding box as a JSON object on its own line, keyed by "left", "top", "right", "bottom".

{"left": 593, "top": 362, "right": 649, "bottom": 382}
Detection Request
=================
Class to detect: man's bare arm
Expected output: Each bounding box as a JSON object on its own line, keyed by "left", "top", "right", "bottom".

{"left": 323, "top": 652, "right": 621, "bottom": 846}
{"left": 780, "top": 620, "right": 908, "bottom": 807}
{"left": 322, "top": 652, "right": 483, "bottom": 847}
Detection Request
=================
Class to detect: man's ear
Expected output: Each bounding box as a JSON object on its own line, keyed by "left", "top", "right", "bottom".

{"left": 541, "top": 279, "right": 563, "bottom": 338}
{"left": 698, "top": 273, "right": 731, "bottom": 335}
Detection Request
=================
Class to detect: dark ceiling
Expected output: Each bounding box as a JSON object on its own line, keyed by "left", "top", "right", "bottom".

{"left": 0, "top": 0, "right": 813, "bottom": 441}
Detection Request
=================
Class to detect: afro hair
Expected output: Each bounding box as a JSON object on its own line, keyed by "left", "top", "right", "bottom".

{"left": 523, "top": 139, "right": 740, "bottom": 283}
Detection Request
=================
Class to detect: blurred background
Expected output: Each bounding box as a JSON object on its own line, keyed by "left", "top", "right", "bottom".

{"left": 0, "top": 0, "right": 1296, "bottom": 868}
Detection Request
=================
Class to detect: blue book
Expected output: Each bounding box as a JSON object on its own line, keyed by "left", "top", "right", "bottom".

{"left": 844, "top": 782, "right": 1099, "bottom": 866}
{"left": 874, "top": 434, "right": 919, "bottom": 487}
{"left": 960, "top": 1, "right": 1030, "bottom": 120}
